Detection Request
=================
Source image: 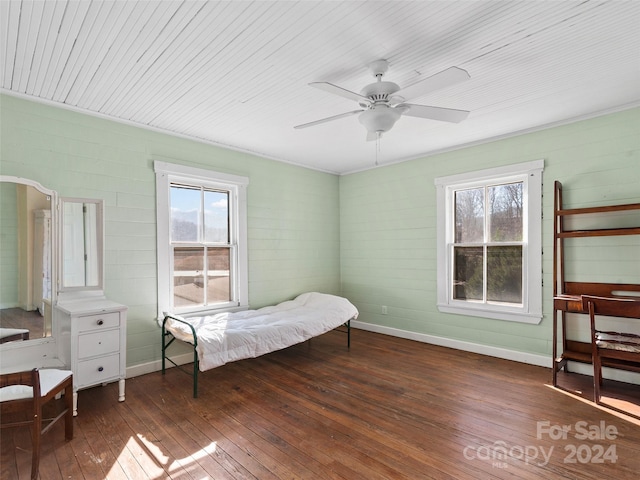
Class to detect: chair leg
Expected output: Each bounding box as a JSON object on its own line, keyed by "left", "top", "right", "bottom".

{"left": 593, "top": 355, "right": 602, "bottom": 404}
{"left": 31, "top": 407, "right": 42, "bottom": 480}
{"left": 64, "top": 387, "right": 74, "bottom": 440}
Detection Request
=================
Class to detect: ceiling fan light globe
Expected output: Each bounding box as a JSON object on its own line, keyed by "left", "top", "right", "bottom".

{"left": 359, "top": 107, "right": 402, "bottom": 133}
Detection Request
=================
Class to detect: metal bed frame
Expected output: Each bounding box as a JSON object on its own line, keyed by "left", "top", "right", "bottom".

{"left": 161, "top": 314, "right": 351, "bottom": 398}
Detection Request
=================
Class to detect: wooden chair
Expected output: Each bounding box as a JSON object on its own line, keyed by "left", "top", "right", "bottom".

{"left": 582, "top": 295, "right": 640, "bottom": 405}
{"left": 0, "top": 368, "right": 73, "bottom": 479}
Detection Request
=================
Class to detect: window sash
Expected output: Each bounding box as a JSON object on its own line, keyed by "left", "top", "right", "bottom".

{"left": 448, "top": 177, "right": 529, "bottom": 310}
{"left": 450, "top": 243, "right": 524, "bottom": 306}
{"left": 170, "top": 184, "right": 231, "bottom": 245}
{"left": 451, "top": 180, "right": 525, "bottom": 307}
{"left": 168, "top": 182, "right": 236, "bottom": 313}
{"left": 171, "top": 245, "right": 233, "bottom": 309}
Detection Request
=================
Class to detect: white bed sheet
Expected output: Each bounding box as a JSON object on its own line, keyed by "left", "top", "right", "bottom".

{"left": 164, "top": 292, "right": 358, "bottom": 371}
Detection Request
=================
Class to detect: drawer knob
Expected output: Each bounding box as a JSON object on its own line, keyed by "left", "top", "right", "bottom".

{"left": 98, "top": 366, "right": 104, "bottom": 372}
{"left": 97, "top": 319, "right": 104, "bottom": 326}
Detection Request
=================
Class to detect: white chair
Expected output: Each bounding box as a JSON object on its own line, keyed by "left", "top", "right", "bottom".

{"left": 0, "top": 368, "right": 73, "bottom": 479}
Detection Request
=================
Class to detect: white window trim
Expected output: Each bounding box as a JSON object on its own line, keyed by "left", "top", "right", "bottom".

{"left": 154, "top": 160, "right": 249, "bottom": 319}
{"left": 435, "top": 159, "right": 544, "bottom": 324}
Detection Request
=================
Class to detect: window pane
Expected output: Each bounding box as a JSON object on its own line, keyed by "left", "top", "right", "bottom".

{"left": 207, "top": 247, "right": 231, "bottom": 304}
{"left": 173, "top": 247, "right": 204, "bottom": 308}
{"left": 453, "top": 246, "right": 483, "bottom": 300}
{"left": 204, "top": 190, "right": 229, "bottom": 243}
{"left": 455, "top": 188, "right": 484, "bottom": 242}
{"left": 170, "top": 185, "right": 200, "bottom": 242}
{"left": 488, "top": 182, "right": 523, "bottom": 242}
{"left": 487, "top": 246, "right": 522, "bottom": 304}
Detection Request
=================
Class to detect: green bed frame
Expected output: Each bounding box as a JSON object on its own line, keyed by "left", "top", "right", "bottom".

{"left": 161, "top": 314, "right": 351, "bottom": 398}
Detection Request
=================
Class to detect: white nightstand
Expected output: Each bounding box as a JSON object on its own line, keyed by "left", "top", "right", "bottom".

{"left": 56, "top": 298, "right": 127, "bottom": 416}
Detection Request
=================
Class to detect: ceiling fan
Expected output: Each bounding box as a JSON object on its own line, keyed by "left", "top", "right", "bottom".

{"left": 294, "top": 59, "right": 470, "bottom": 141}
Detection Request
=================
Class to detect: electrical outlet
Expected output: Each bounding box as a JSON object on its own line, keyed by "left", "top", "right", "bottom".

{"left": 381, "top": 305, "right": 388, "bottom": 315}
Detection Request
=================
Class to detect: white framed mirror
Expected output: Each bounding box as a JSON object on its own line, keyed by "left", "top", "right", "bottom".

{"left": 0, "top": 176, "right": 57, "bottom": 351}
{"left": 0, "top": 178, "right": 107, "bottom": 371}
{"left": 60, "top": 198, "right": 103, "bottom": 293}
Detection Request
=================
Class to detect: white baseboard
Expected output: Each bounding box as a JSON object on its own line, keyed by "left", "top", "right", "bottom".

{"left": 350, "top": 321, "right": 640, "bottom": 385}
{"left": 126, "top": 352, "right": 194, "bottom": 379}
{"left": 350, "top": 320, "right": 551, "bottom": 368}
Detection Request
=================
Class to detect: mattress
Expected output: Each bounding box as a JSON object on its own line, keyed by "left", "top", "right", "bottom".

{"left": 163, "top": 292, "right": 358, "bottom": 371}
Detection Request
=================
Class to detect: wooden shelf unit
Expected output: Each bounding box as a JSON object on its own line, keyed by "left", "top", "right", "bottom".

{"left": 552, "top": 181, "right": 640, "bottom": 386}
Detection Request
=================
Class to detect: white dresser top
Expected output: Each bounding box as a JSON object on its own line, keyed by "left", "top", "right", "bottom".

{"left": 55, "top": 298, "right": 127, "bottom": 316}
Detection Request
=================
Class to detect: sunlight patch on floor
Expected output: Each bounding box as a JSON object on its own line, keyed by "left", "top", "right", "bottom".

{"left": 108, "top": 434, "right": 219, "bottom": 477}
{"left": 546, "top": 383, "right": 640, "bottom": 426}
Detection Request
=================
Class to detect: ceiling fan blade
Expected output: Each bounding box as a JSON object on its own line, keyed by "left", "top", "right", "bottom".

{"left": 395, "top": 66, "right": 470, "bottom": 101}
{"left": 402, "top": 104, "right": 470, "bottom": 123}
{"left": 309, "top": 82, "right": 372, "bottom": 105}
{"left": 294, "top": 110, "right": 363, "bottom": 129}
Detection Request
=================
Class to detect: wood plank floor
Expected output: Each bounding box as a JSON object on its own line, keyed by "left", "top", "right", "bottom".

{"left": 3, "top": 328, "right": 640, "bottom": 479}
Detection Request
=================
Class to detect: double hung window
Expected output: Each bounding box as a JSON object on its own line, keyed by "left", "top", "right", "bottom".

{"left": 435, "top": 160, "right": 543, "bottom": 323}
{"left": 155, "top": 161, "right": 248, "bottom": 318}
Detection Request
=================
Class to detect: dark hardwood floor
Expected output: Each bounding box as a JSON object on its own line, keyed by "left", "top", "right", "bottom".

{"left": 3, "top": 328, "right": 640, "bottom": 479}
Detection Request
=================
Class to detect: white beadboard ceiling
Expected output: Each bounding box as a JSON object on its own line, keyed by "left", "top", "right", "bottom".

{"left": 1, "top": 1, "right": 639, "bottom": 174}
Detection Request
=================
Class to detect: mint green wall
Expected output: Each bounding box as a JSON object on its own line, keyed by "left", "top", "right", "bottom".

{"left": 339, "top": 108, "right": 640, "bottom": 358}
{"left": 0, "top": 94, "right": 340, "bottom": 367}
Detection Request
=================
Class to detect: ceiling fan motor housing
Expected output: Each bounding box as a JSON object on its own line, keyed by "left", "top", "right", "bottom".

{"left": 360, "top": 81, "right": 400, "bottom": 105}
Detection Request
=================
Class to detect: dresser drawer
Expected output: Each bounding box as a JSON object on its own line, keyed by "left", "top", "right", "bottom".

{"left": 76, "top": 354, "right": 120, "bottom": 388}
{"left": 77, "top": 312, "right": 120, "bottom": 333}
{"left": 78, "top": 329, "right": 120, "bottom": 359}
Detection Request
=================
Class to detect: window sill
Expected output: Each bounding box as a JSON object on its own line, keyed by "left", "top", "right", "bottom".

{"left": 159, "top": 303, "right": 249, "bottom": 321}
{"left": 437, "top": 304, "right": 542, "bottom": 324}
